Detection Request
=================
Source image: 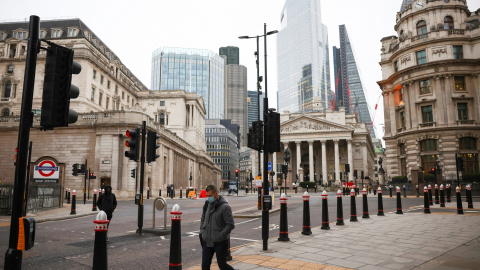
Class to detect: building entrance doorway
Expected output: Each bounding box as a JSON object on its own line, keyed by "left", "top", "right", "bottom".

{"left": 100, "top": 177, "right": 111, "bottom": 190}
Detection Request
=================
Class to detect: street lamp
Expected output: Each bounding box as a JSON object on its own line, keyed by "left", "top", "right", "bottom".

{"left": 239, "top": 24, "right": 278, "bottom": 252}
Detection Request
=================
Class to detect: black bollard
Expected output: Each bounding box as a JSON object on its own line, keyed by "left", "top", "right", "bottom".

{"left": 434, "top": 184, "right": 439, "bottom": 204}
{"left": 278, "top": 193, "right": 290, "bottom": 241}
{"left": 302, "top": 192, "right": 312, "bottom": 235}
{"left": 389, "top": 185, "right": 393, "bottom": 197}
{"left": 67, "top": 189, "right": 71, "bottom": 204}
{"left": 396, "top": 186, "right": 403, "bottom": 214}
{"left": 377, "top": 187, "right": 384, "bottom": 216}
{"left": 466, "top": 185, "right": 473, "bottom": 209}
{"left": 456, "top": 186, "right": 464, "bottom": 215}
{"left": 440, "top": 184, "right": 445, "bottom": 207}
{"left": 180, "top": 188, "right": 182, "bottom": 199}
{"left": 362, "top": 188, "right": 370, "bottom": 218}
{"left": 92, "top": 189, "right": 98, "bottom": 211}
{"left": 446, "top": 184, "right": 451, "bottom": 203}
{"left": 416, "top": 185, "right": 419, "bottom": 198}
{"left": 65, "top": 188, "right": 68, "bottom": 200}
{"left": 403, "top": 185, "right": 407, "bottom": 198}
{"left": 159, "top": 188, "right": 162, "bottom": 197}
{"left": 336, "top": 190, "right": 344, "bottom": 225}
{"left": 424, "top": 186, "right": 431, "bottom": 214}
{"left": 169, "top": 204, "right": 182, "bottom": 269}
{"left": 350, "top": 189, "right": 358, "bottom": 222}
{"left": 321, "top": 191, "right": 330, "bottom": 230}
{"left": 70, "top": 190, "right": 77, "bottom": 215}
{"left": 147, "top": 188, "right": 150, "bottom": 200}
{"left": 93, "top": 211, "right": 109, "bottom": 270}
{"left": 428, "top": 184, "right": 433, "bottom": 206}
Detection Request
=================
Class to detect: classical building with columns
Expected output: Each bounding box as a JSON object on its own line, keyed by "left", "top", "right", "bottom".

{"left": 378, "top": 0, "right": 480, "bottom": 182}
{"left": 272, "top": 99, "right": 376, "bottom": 188}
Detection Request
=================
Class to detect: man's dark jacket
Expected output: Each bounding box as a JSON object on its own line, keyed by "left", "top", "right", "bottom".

{"left": 200, "top": 195, "right": 235, "bottom": 247}
{"left": 96, "top": 185, "right": 117, "bottom": 215}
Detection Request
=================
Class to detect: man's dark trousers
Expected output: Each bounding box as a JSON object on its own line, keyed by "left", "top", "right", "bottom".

{"left": 201, "top": 240, "right": 234, "bottom": 270}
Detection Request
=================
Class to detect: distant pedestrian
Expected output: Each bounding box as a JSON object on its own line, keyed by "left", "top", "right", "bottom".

{"left": 200, "top": 185, "right": 235, "bottom": 270}
{"left": 96, "top": 185, "right": 117, "bottom": 241}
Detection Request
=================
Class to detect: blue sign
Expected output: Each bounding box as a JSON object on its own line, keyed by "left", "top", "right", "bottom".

{"left": 268, "top": 161, "right": 272, "bottom": 171}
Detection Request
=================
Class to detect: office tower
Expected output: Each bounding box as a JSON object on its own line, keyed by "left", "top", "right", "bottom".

{"left": 277, "top": 0, "right": 331, "bottom": 113}
{"left": 219, "top": 46, "right": 239, "bottom": 65}
{"left": 247, "top": 90, "right": 264, "bottom": 128}
{"left": 334, "top": 25, "right": 375, "bottom": 138}
{"left": 151, "top": 47, "right": 225, "bottom": 119}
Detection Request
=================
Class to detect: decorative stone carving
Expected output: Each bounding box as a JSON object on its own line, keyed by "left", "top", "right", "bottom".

{"left": 281, "top": 119, "right": 336, "bottom": 132}
{"left": 432, "top": 48, "right": 447, "bottom": 56}
{"left": 400, "top": 55, "right": 411, "bottom": 65}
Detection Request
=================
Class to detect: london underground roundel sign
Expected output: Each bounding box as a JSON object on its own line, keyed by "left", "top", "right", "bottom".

{"left": 33, "top": 159, "right": 60, "bottom": 183}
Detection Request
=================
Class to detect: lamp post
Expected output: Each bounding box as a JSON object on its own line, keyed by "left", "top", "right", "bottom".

{"left": 239, "top": 24, "right": 278, "bottom": 251}
{"left": 284, "top": 148, "right": 290, "bottom": 196}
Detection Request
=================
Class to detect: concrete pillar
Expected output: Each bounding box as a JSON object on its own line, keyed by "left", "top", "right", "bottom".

{"left": 334, "top": 140, "right": 340, "bottom": 186}
{"left": 347, "top": 139, "right": 353, "bottom": 181}
{"left": 321, "top": 140, "right": 327, "bottom": 186}
{"left": 308, "top": 141, "right": 314, "bottom": 182}
{"left": 296, "top": 141, "right": 301, "bottom": 180}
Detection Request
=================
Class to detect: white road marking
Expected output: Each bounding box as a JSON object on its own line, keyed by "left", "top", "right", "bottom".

{"left": 230, "top": 237, "right": 257, "bottom": 242}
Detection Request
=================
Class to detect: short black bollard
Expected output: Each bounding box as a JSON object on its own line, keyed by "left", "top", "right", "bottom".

{"left": 350, "top": 189, "right": 358, "bottom": 222}
{"left": 180, "top": 188, "right": 182, "bottom": 199}
{"left": 446, "top": 184, "right": 451, "bottom": 203}
{"left": 159, "top": 188, "right": 162, "bottom": 197}
{"left": 93, "top": 211, "right": 109, "bottom": 270}
{"left": 336, "top": 190, "right": 344, "bottom": 225}
{"left": 70, "top": 190, "right": 77, "bottom": 215}
{"left": 428, "top": 184, "right": 433, "bottom": 206}
{"left": 403, "top": 185, "right": 406, "bottom": 198}
{"left": 169, "top": 204, "right": 182, "bottom": 269}
{"left": 321, "top": 191, "right": 330, "bottom": 230}
{"left": 92, "top": 189, "right": 98, "bottom": 211}
{"left": 67, "top": 189, "right": 71, "bottom": 204}
{"left": 396, "top": 186, "right": 403, "bottom": 214}
{"left": 302, "top": 192, "right": 312, "bottom": 235}
{"left": 389, "top": 185, "right": 393, "bottom": 198}
{"left": 439, "top": 184, "right": 445, "bottom": 207}
{"left": 278, "top": 193, "right": 289, "bottom": 241}
{"left": 456, "top": 186, "right": 464, "bottom": 215}
{"left": 377, "top": 187, "right": 384, "bottom": 216}
{"left": 424, "top": 186, "right": 431, "bottom": 214}
{"left": 416, "top": 185, "right": 419, "bottom": 198}
{"left": 362, "top": 188, "right": 369, "bottom": 219}
{"left": 147, "top": 187, "right": 150, "bottom": 199}
{"left": 466, "top": 185, "right": 473, "bottom": 209}
{"left": 434, "top": 184, "right": 439, "bottom": 204}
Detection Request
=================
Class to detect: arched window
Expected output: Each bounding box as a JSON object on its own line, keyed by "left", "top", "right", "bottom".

{"left": 7, "top": 65, "right": 14, "bottom": 74}
{"left": 3, "top": 81, "right": 12, "bottom": 98}
{"left": 1, "top": 108, "right": 9, "bottom": 116}
{"left": 416, "top": 20, "right": 428, "bottom": 35}
{"left": 459, "top": 137, "right": 479, "bottom": 174}
{"left": 444, "top": 16, "right": 454, "bottom": 30}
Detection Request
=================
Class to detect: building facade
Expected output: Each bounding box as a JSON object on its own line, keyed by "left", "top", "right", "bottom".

{"left": 333, "top": 25, "right": 375, "bottom": 138}
{"left": 378, "top": 0, "right": 480, "bottom": 182}
{"left": 277, "top": 0, "right": 331, "bottom": 113}
{"left": 247, "top": 90, "right": 264, "bottom": 127}
{"left": 150, "top": 47, "right": 225, "bottom": 119}
{"left": 0, "top": 19, "right": 221, "bottom": 202}
{"left": 219, "top": 46, "right": 239, "bottom": 65}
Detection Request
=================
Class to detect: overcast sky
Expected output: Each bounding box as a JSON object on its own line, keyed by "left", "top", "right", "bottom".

{"left": 2, "top": 0, "right": 480, "bottom": 139}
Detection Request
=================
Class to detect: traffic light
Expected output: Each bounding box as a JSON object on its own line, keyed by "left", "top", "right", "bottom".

{"left": 41, "top": 44, "right": 81, "bottom": 129}
{"left": 345, "top": 164, "right": 350, "bottom": 173}
{"left": 361, "top": 170, "right": 364, "bottom": 179}
{"left": 266, "top": 111, "right": 280, "bottom": 153}
{"left": 247, "top": 126, "right": 255, "bottom": 149}
{"left": 252, "top": 121, "right": 263, "bottom": 151}
{"left": 353, "top": 170, "right": 358, "bottom": 179}
{"left": 235, "top": 169, "right": 239, "bottom": 179}
{"left": 125, "top": 128, "right": 140, "bottom": 161}
{"left": 146, "top": 131, "right": 160, "bottom": 163}
{"left": 89, "top": 172, "right": 96, "bottom": 179}
{"left": 80, "top": 164, "right": 86, "bottom": 174}
{"left": 72, "top": 163, "right": 79, "bottom": 176}
{"left": 431, "top": 167, "right": 435, "bottom": 174}
{"left": 131, "top": 169, "right": 136, "bottom": 179}
{"left": 14, "top": 148, "right": 17, "bottom": 166}
{"left": 457, "top": 156, "right": 464, "bottom": 171}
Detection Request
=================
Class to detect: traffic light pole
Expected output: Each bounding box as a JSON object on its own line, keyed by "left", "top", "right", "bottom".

{"left": 138, "top": 121, "right": 146, "bottom": 235}
{"left": 262, "top": 23, "right": 270, "bottom": 251}
{"left": 455, "top": 153, "right": 460, "bottom": 187}
{"left": 5, "top": 15, "right": 40, "bottom": 269}
{"left": 84, "top": 159, "right": 87, "bottom": 204}
{"left": 23, "top": 141, "right": 33, "bottom": 216}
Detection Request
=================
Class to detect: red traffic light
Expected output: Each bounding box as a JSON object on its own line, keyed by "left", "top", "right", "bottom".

{"left": 235, "top": 169, "right": 239, "bottom": 173}
{"left": 90, "top": 172, "right": 93, "bottom": 177}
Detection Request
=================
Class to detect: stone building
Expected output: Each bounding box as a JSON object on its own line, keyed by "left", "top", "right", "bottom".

{"left": 378, "top": 0, "right": 480, "bottom": 183}
{"left": 0, "top": 18, "right": 221, "bottom": 202}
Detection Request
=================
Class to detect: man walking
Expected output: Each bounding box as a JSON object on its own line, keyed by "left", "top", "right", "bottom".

{"left": 96, "top": 184, "right": 117, "bottom": 241}
{"left": 200, "top": 185, "right": 235, "bottom": 270}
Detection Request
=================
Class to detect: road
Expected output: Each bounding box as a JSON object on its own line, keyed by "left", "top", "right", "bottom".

{"left": 0, "top": 191, "right": 424, "bottom": 269}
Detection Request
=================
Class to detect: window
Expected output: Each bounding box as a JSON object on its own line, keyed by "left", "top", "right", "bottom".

{"left": 160, "top": 113, "right": 165, "bottom": 125}
{"left": 100, "top": 75, "right": 104, "bottom": 85}
{"left": 51, "top": 29, "right": 61, "bottom": 38}
{"left": 107, "top": 80, "right": 110, "bottom": 89}
{"left": 399, "top": 88, "right": 404, "bottom": 101}
{"left": 419, "top": 80, "right": 431, "bottom": 94}
{"left": 127, "top": 95, "right": 130, "bottom": 102}
{"left": 91, "top": 87, "right": 95, "bottom": 101}
{"left": 132, "top": 99, "right": 134, "bottom": 106}
{"left": 3, "top": 81, "right": 12, "bottom": 98}
{"left": 421, "top": 155, "right": 439, "bottom": 174}
{"left": 0, "top": 32, "right": 5, "bottom": 40}
{"left": 106, "top": 97, "right": 110, "bottom": 109}
{"left": 67, "top": 28, "right": 78, "bottom": 37}
{"left": 444, "top": 16, "right": 454, "bottom": 30}
{"left": 453, "top": 45, "right": 463, "bottom": 59}
{"left": 7, "top": 65, "right": 14, "bottom": 74}
{"left": 15, "top": 31, "right": 27, "bottom": 39}
{"left": 400, "top": 111, "right": 406, "bottom": 128}
{"left": 40, "top": 31, "right": 46, "bottom": 39}
{"left": 122, "top": 91, "right": 125, "bottom": 100}
{"left": 460, "top": 153, "right": 479, "bottom": 174}
{"left": 160, "top": 101, "right": 165, "bottom": 106}
{"left": 399, "top": 143, "right": 406, "bottom": 155}
{"left": 1, "top": 108, "right": 9, "bottom": 116}
{"left": 416, "top": 20, "right": 427, "bottom": 35}
{"left": 420, "top": 139, "right": 439, "bottom": 152}
{"left": 93, "top": 70, "right": 96, "bottom": 79}
{"left": 400, "top": 158, "right": 407, "bottom": 176}
{"left": 115, "top": 85, "right": 118, "bottom": 95}
{"left": 99, "top": 92, "right": 103, "bottom": 106}
{"left": 454, "top": 76, "right": 465, "bottom": 91}
{"left": 421, "top": 105, "right": 433, "bottom": 123}
{"left": 416, "top": 50, "right": 427, "bottom": 64}
{"left": 460, "top": 137, "right": 477, "bottom": 150}
{"left": 394, "top": 61, "right": 399, "bottom": 72}
{"left": 457, "top": 103, "right": 468, "bottom": 120}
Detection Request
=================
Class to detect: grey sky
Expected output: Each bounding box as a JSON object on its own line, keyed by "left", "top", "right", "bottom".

{"left": 2, "top": 0, "right": 479, "bottom": 139}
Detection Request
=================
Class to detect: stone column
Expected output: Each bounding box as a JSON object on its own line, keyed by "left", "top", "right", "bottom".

{"left": 308, "top": 141, "right": 314, "bottom": 183}
{"left": 347, "top": 139, "right": 353, "bottom": 181}
{"left": 296, "top": 141, "right": 301, "bottom": 180}
{"left": 334, "top": 139, "right": 340, "bottom": 186}
{"left": 321, "top": 140, "right": 327, "bottom": 186}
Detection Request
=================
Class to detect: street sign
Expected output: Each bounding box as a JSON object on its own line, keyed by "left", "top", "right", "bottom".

{"left": 255, "top": 176, "right": 262, "bottom": 187}
{"left": 33, "top": 159, "right": 59, "bottom": 183}
{"left": 268, "top": 161, "right": 272, "bottom": 172}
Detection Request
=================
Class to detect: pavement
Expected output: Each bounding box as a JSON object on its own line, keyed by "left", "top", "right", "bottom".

{"left": 9, "top": 192, "right": 480, "bottom": 269}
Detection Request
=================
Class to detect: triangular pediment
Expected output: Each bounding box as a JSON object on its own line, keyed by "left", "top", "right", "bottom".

{"left": 280, "top": 115, "right": 353, "bottom": 133}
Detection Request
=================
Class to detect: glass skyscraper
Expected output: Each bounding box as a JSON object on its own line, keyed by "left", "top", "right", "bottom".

{"left": 277, "top": 0, "right": 331, "bottom": 113}
{"left": 333, "top": 25, "right": 375, "bottom": 138}
{"left": 247, "top": 90, "right": 265, "bottom": 128}
{"left": 151, "top": 47, "right": 225, "bottom": 119}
